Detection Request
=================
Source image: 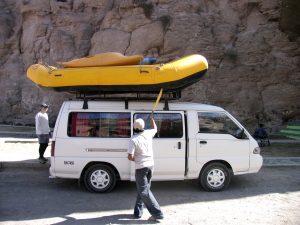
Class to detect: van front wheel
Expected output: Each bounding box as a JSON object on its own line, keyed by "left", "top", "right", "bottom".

{"left": 84, "top": 164, "right": 116, "bottom": 193}
{"left": 199, "top": 162, "right": 231, "bottom": 192}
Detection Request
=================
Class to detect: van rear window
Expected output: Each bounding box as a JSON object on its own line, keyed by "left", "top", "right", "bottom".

{"left": 68, "top": 112, "right": 131, "bottom": 138}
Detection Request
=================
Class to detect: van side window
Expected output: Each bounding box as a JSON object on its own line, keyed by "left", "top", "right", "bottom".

{"left": 134, "top": 113, "right": 183, "bottom": 138}
{"left": 198, "top": 112, "right": 243, "bottom": 137}
{"left": 68, "top": 112, "right": 131, "bottom": 138}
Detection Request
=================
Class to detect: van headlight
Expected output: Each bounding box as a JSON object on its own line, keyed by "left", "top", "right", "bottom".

{"left": 253, "top": 147, "right": 261, "bottom": 154}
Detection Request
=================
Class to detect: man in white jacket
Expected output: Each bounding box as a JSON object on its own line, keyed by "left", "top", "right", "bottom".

{"left": 128, "top": 116, "right": 164, "bottom": 221}
{"left": 35, "top": 103, "right": 50, "bottom": 164}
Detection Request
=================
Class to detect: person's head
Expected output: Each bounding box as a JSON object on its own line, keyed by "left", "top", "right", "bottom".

{"left": 133, "top": 118, "right": 145, "bottom": 133}
{"left": 259, "top": 123, "right": 264, "bottom": 128}
{"left": 40, "top": 103, "right": 49, "bottom": 112}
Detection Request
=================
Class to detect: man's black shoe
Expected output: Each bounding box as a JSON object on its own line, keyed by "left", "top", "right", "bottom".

{"left": 38, "top": 158, "right": 46, "bottom": 164}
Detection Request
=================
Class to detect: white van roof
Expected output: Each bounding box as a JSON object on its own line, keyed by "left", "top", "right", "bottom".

{"left": 65, "top": 100, "right": 224, "bottom": 112}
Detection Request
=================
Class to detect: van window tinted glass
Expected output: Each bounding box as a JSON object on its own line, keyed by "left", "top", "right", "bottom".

{"left": 134, "top": 113, "right": 183, "bottom": 138}
{"left": 198, "top": 112, "right": 242, "bottom": 137}
{"left": 68, "top": 112, "right": 130, "bottom": 138}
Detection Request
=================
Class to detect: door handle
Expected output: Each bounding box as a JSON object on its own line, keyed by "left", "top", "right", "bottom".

{"left": 199, "top": 141, "right": 207, "bottom": 144}
{"left": 178, "top": 142, "right": 182, "bottom": 149}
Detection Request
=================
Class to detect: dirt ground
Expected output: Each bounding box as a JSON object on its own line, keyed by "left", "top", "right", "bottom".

{"left": 261, "top": 143, "right": 300, "bottom": 157}
{"left": 0, "top": 163, "right": 299, "bottom": 225}
{"left": 0, "top": 139, "right": 50, "bottom": 161}
{"left": 1, "top": 140, "right": 300, "bottom": 225}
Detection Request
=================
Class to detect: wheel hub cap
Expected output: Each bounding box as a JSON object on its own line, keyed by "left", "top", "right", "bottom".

{"left": 207, "top": 169, "right": 225, "bottom": 188}
{"left": 96, "top": 177, "right": 104, "bottom": 183}
{"left": 90, "top": 170, "right": 110, "bottom": 189}
{"left": 213, "top": 175, "right": 220, "bottom": 182}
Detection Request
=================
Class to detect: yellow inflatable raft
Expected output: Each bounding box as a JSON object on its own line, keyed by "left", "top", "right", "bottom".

{"left": 27, "top": 54, "right": 208, "bottom": 93}
{"left": 59, "top": 52, "right": 144, "bottom": 67}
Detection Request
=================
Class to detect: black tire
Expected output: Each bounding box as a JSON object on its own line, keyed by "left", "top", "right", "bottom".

{"left": 84, "top": 164, "right": 116, "bottom": 193}
{"left": 199, "top": 162, "right": 231, "bottom": 192}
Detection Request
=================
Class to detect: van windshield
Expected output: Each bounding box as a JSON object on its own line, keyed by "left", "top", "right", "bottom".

{"left": 198, "top": 112, "right": 247, "bottom": 139}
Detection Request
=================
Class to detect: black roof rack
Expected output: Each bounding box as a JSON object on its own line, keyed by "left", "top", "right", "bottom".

{"left": 73, "top": 90, "right": 181, "bottom": 110}
{"left": 75, "top": 90, "right": 181, "bottom": 100}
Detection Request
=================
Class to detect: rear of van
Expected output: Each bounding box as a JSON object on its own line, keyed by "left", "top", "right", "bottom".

{"left": 49, "top": 101, "right": 131, "bottom": 192}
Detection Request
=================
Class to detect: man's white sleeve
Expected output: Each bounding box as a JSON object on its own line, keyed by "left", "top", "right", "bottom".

{"left": 35, "top": 114, "right": 40, "bottom": 134}
{"left": 150, "top": 127, "right": 157, "bottom": 137}
{"left": 128, "top": 139, "right": 135, "bottom": 154}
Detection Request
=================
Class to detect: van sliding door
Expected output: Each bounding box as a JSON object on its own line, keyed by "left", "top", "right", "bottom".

{"left": 133, "top": 112, "right": 186, "bottom": 180}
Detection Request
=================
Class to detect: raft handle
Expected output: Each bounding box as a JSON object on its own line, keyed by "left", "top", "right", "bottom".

{"left": 40, "top": 62, "right": 56, "bottom": 74}
{"left": 139, "top": 69, "right": 149, "bottom": 74}
{"left": 139, "top": 62, "right": 150, "bottom": 74}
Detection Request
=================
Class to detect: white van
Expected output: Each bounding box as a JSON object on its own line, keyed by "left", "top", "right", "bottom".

{"left": 49, "top": 100, "right": 262, "bottom": 193}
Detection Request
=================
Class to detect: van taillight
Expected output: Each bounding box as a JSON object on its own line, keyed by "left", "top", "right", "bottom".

{"left": 51, "top": 141, "right": 55, "bottom": 156}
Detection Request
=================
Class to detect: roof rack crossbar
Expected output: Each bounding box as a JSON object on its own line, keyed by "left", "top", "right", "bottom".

{"left": 74, "top": 90, "right": 181, "bottom": 110}
{"left": 74, "top": 90, "right": 181, "bottom": 101}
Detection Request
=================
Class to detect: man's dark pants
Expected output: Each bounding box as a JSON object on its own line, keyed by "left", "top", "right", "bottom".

{"left": 37, "top": 134, "right": 49, "bottom": 158}
{"left": 134, "top": 167, "right": 163, "bottom": 219}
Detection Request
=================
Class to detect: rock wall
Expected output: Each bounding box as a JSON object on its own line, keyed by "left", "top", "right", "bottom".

{"left": 0, "top": 0, "right": 299, "bottom": 131}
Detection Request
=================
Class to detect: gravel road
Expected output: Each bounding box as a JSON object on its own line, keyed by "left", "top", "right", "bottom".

{"left": 0, "top": 165, "right": 299, "bottom": 225}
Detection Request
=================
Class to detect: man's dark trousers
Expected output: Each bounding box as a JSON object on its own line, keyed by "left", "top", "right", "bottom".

{"left": 134, "top": 167, "right": 163, "bottom": 219}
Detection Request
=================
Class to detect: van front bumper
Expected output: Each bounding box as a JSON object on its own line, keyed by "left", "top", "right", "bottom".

{"left": 249, "top": 154, "right": 263, "bottom": 173}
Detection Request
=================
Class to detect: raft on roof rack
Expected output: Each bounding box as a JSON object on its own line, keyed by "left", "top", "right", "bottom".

{"left": 26, "top": 54, "right": 208, "bottom": 94}
{"left": 58, "top": 52, "right": 144, "bottom": 67}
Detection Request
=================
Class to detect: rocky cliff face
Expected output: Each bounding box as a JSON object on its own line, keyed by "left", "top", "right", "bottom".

{"left": 0, "top": 0, "right": 299, "bottom": 130}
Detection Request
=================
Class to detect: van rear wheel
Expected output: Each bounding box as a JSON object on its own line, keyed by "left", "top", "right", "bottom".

{"left": 199, "top": 162, "right": 231, "bottom": 192}
{"left": 84, "top": 164, "right": 116, "bottom": 193}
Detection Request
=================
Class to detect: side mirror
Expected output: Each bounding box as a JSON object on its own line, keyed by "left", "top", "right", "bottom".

{"left": 236, "top": 128, "right": 245, "bottom": 139}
